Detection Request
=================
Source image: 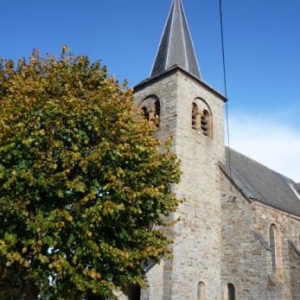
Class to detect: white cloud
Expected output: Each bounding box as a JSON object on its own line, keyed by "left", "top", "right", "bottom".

{"left": 227, "top": 111, "right": 300, "bottom": 183}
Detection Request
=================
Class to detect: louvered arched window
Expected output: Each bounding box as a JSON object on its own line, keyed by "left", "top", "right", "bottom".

{"left": 192, "top": 99, "right": 212, "bottom": 137}
{"left": 141, "top": 95, "right": 160, "bottom": 127}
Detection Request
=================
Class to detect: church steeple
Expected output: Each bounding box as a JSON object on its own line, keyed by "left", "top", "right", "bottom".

{"left": 150, "top": 0, "right": 201, "bottom": 79}
{"left": 134, "top": 2, "right": 226, "bottom": 298}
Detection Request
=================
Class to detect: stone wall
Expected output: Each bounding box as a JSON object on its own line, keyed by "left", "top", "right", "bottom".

{"left": 251, "top": 202, "right": 300, "bottom": 299}
{"left": 135, "top": 69, "right": 226, "bottom": 300}
{"left": 134, "top": 72, "right": 178, "bottom": 300}
{"left": 289, "top": 245, "right": 300, "bottom": 299}
{"left": 220, "top": 171, "right": 300, "bottom": 300}
{"left": 133, "top": 67, "right": 300, "bottom": 300}
{"left": 141, "top": 261, "right": 164, "bottom": 300}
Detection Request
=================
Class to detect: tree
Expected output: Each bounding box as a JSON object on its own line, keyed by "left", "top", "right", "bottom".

{"left": 0, "top": 49, "right": 180, "bottom": 299}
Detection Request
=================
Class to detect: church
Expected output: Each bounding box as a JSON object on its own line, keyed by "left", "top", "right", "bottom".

{"left": 127, "top": 0, "right": 300, "bottom": 299}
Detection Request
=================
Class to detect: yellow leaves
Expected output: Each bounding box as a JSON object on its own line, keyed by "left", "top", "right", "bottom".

{"left": 84, "top": 269, "right": 102, "bottom": 279}
{"left": 119, "top": 251, "right": 130, "bottom": 260}
{"left": 57, "top": 190, "right": 64, "bottom": 198}
{"left": 71, "top": 151, "right": 82, "bottom": 161}
{"left": 0, "top": 50, "right": 181, "bottom": 299}
{"left": 22, "top": 210, "right": 29, "bottom": 217}
{"left": 67, "top": 177, "right": 87, "bottom": 193}
{"left": 23, "top": 260, "right": 30, "bottom": 268}
{"left": 13, "top": 252, "right": 23, "bottom": 262}
{"left": 132, "top": 207, "right": 142, "bottom": 215}
{"left": 116, "top": 167, "right": 125, "bottom": 177}
{"left": 102, "top": 200, "right": 125, "bottom": 216}
{"left": 49, "top": 259, "right": 64, "bottom": 274}
{"left": 4, "top": 233, "right": 18, "bottom": 246}
{"left": 38, "top": 253, "right": 49, "bottom": 264}
{"left": 71, "top": 255, "right": 78, "bottom": 265}
{"left": 16, "top": 122, "right": 26, "bottom": 130}
{"left": 65, "top": 213, "right": 73, "bottom": 222}
{"left": 53, "top": 140, "right": 64, "bottom": 148}
{"left": 81, "top": 190, "right": 97, "bottom": 205}
{"left": 144, "top": 246, "right": 161, "bottom": 257}
{"left": 22, "top": 137, "right": 34, "bottom": 146}
{"left": 4, "top": 251, "right": 25, "bottom": 266}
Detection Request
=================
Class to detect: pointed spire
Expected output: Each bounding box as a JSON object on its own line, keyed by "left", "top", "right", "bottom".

{"left": 150, "top": 0, "right": 201, "bottom": 79}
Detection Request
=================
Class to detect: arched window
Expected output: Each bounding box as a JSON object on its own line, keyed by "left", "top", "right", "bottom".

{"left": 197, "top": 281, "right": 206, "bottom": 300}
{"left": 269, "top": 224, "right": 283, "bottom": 278}
{"left": 269, "top": 224, "right": 276, "bottom": 272}
{"left": 154, "top": 99, "right": 160, "bottom": 119}
{"left": 128, "top": 284, "right": 141, "bottom": 300}
{"left": 228, "top": 283, "right": 235, "bottom": 300}
{"left": 223, "top": 283, "right": 235, "bottom": 300}
{"left": 140, "top": 96, "right": 160, "bottom": 127}
{"left": 192, "top": 98, "right": 212, "bottom": 137}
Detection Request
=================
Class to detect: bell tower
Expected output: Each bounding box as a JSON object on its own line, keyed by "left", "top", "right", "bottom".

{"left": 134, "top": 0, "right": 226, "bottom": 299}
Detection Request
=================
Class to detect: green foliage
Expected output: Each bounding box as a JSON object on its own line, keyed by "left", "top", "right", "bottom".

{"left": 0, "top": 49, "right": 180, "bottom": 299}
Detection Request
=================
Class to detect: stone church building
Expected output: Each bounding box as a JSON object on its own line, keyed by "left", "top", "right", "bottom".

{"left": 127, "top": 0, "right": 300, "bottom": 299}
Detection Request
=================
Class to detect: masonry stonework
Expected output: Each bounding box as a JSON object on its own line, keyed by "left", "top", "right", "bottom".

{"left": 134, "top": 69, "right": 226, "bottom": 300}
{"left": 122, "top": 0, "right": 300, "bottom": 299}
{"left": 132, "top": 63, "right": 300, "bottom": 300}
{"left": 220, "top": 172, "right": 300, "bottom": 300}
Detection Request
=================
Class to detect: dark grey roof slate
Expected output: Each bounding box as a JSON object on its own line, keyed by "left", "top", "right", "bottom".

{"left": 150, "top": 0, "right": 201, "bottom": 79}
{"left": 221, "top": 148, "right": 300, "bottom": 217}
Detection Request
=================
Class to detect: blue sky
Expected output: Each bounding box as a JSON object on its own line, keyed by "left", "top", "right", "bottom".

{"left": 1, "top": 0, "right": 300, "bottom": 181}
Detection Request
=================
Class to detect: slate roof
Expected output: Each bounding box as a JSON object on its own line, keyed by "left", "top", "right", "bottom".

{"left": 295, "top": 183, "right": 300, "bottom": 195}
{"left": 150, "top": 0, "right": 201, "bottom": 79}
{"left": 221, "top": 148, "right": 300, "bottom": 217}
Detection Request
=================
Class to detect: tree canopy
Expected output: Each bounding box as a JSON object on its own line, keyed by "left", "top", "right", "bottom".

{"left": 0, "top": 49, "right": 180, "bottom": 300}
